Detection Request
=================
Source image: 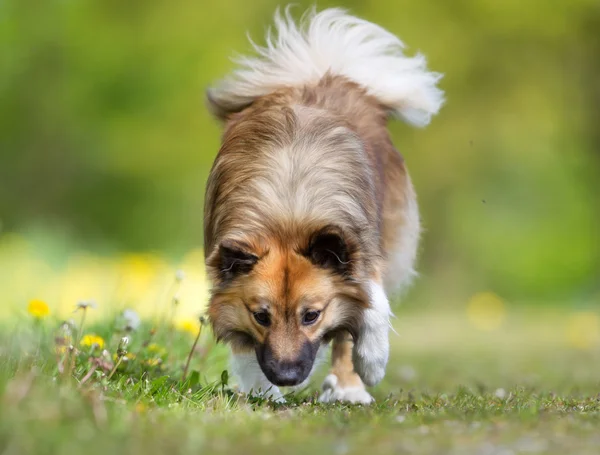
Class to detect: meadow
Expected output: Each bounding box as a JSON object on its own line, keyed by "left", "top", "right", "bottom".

{"left": 1, "top": 1, "right": 599, "bottom": 453}
{"left": 1, "top": 234, "right": 599, "bottom": 455}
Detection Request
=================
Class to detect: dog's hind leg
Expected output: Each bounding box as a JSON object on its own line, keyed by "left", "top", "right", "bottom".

{"left": 352, "top": 279, "right": 391, "bottom": 387}
{"left": 318, "top": 332, "right": 374, "bottom": 404}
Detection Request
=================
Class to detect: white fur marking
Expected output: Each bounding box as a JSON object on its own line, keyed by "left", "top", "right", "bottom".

{"left": 230, "top": 345, "right": 327, "bottom": 401}
{"left": 318, "top": 374, "right": 374, "bottom": 404}
{"left": 230, "top": 351, "right": 284, "bottom": 402}
{"left": 352, "top": 281, "right": 391, "bottom": 386}
{"left": 209, "top": 7, "right": 444, "bottom": 127}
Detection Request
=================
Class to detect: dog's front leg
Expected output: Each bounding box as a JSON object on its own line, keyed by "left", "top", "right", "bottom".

{"left": 352, "top": 280, "right": 391, "bottom": 387}
{"left": 230, "top": 348, "right": 284, "bottom": 402}
{"left": 319, "top": 332, "right": 373, "bottom": 404}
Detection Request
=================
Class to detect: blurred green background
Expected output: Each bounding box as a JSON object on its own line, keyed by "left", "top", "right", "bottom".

{"left": 1, "top": 0, "right": 599, "bottom": 310}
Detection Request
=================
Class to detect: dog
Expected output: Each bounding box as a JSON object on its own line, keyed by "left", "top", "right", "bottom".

{"left": 204, "top": 7, "right": 443, "bottom": 403}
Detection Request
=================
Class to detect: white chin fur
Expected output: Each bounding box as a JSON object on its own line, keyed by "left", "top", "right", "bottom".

{"left": 209, "top": 6, "right": 444, "bottom": 127}
{"left": 352, "top": 280, "right": 391, "bottom": 386}
{"left": 230, "top": 344, "right": 326, "bottom": 401}
{"left": 230, "top": 351, "right": 284, "bottom": 402}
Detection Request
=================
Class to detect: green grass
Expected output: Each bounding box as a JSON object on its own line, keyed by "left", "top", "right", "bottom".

{"left": 1, "top": 307, "right": 599, "bottom": 455}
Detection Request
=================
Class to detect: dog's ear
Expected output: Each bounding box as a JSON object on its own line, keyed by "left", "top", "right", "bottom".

{"left": 211, "top": 240, "right": 259, "bottom": 282}
{"left": 305, "top": 227, "right": 352, "bottom": 276}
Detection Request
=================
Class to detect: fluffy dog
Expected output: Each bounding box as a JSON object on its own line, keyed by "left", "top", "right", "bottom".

{"left": 204, "top": 7, "right": 443, "bottom": 403}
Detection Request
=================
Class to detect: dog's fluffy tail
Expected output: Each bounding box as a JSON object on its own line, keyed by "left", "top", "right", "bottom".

{"left": 207, "top": 7, "right": 444, "bottom": 127}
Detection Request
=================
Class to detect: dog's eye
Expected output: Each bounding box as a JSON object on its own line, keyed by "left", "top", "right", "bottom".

{"left": 253, "top": 311, "right": 271, "bottom": 327}
{"left": 302, "top": 310, "right": 321, "bottom": 325}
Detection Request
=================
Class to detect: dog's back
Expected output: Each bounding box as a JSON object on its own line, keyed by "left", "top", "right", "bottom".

{"left": 205, "top": 7, "right": 443, "bottom": 293}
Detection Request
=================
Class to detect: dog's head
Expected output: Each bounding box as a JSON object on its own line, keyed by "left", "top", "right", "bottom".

{"left": 206, "top": 225, "right": 369, "bottom": 386}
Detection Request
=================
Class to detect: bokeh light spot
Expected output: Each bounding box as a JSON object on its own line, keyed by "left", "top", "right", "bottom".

{"left": 565, "top": 312, "right": 600, "bottom": 350}
{"left": 466, "top": 292, "right": 506, "bottom": 331}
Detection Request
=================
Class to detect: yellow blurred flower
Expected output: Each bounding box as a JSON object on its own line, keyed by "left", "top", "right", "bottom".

{"left": 28, "top": 299, "right": 50, "bottom": 319}
{"left": 116, "top": 253, "right": 166, "bottom": 303}
{"left": 112, "top": 352, "right": 136, "bottom": 367}
{"left": 466, "top": 291, "right": 506, "bottom": 331}
{"left": 147, "top": 343, "right": 167, "bottom": 357}
{"left": 565, "top": 312, "right": 600, "bottom": 350}
{"left": 144, "top": 358, "right": 162, "bottom": 368}
{"left": 135, "top": 403, "right": 148, "bottom": 413}
{"left": 55, "top": 345, "right": 70, "bottom": 355}
{"left": 117, "top": 352, "right": 136, "bottom": 361}
{"left": 80, "top": 334, "right": 105, "bottom": 349}
{"left": 55, "top": 334, "right": 73, "bottom": 356}
{"left": 176, "top": 318, "right": 200, "bottom": 336}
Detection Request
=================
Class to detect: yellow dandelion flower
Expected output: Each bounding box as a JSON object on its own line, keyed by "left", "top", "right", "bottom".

{"left": 80, "top": 334, "right": 105, "bottom": 349}
{"left": 55, "top": 345, "right": 70, "bottom": 355}
{"left": 147, "top": 343, "right": 167, "bottom": 357}
{"left": 28, "top": 299, "right": 50, "bottom": 319}
{"left": 176, "top": 318, "right": 200, "bottom": 336}
{"left": 466, "top": 291, "right": 506, "bottom": 331}
{"left": 144, "top": 358, "right": 162, "bottom": 367}
{"left": 113, "top": 352, "right": 136, "bottom": 362}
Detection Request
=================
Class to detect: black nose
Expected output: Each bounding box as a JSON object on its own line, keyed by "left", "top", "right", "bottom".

{"left": 256, "top": 341, "right": 317, "bottom": 387}
{"left": 264, "top": 360, "right": 305, "bottom": 386}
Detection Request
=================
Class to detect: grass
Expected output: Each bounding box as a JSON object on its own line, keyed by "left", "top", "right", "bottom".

{"left": 1, "top": 299, "right": 600, "bottom": 455}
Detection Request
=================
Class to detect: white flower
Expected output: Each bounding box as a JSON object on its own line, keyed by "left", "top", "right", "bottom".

{"left": 122, "top": 309, "right": 141, "bottom": 331}
{"left": 117, "top": 336, "right": 130, "bottom": 356}
{"left": 76, "top": 300, "right": 97, "bottom": 310}
{"left": 175, "top": 270, "right": 185, "bottom": 282}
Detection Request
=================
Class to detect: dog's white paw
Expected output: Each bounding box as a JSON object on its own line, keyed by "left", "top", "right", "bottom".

{"left": 318, "top": 374, "right": 374, "bottom": 405}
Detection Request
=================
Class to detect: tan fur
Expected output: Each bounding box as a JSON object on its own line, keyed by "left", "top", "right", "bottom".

{"left": 205, "top": 75, "right": 413, "bottom": 277}
{"left": 208, "top": 236, "right": 367, "bottom": 356}
{"left": 204, "top": 74, "right": 416, "bottom": 387}
{"left": 200, "top": 5, "right": 446, "bottom": 399}
{"left": 329, "top": 332, "right": 364, "bottom": 388}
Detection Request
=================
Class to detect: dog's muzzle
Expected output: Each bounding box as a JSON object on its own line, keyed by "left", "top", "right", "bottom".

{"left": 255, "top": 340, "right": 319, "bottom": 387}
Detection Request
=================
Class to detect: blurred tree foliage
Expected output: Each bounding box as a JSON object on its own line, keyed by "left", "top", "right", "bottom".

{"left": 0, "top": 0, "right": 598, "bottom": 301}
